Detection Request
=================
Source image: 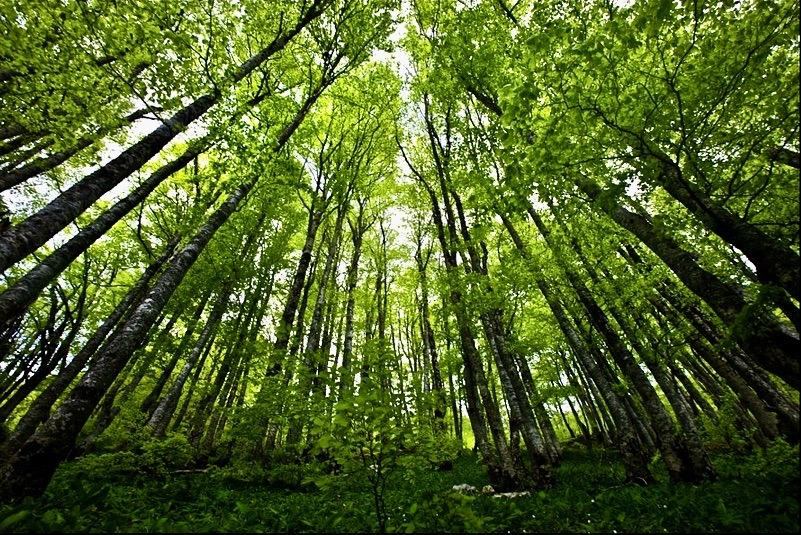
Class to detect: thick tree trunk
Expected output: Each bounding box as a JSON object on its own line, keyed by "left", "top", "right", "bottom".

{"left": 0, "top": 0, "right": 331, "bottom": 274}
{"left": 0, "top": 239, "right": 176, "bottom": 459}
{"left": 0, "top": 141, "right": 208, "bottom": 329}
{"left": 0, "top": 107, "right": 156, "bottom": 192}
{"left": 577, "top": 178, "right": 799, "bottom": 390}
{"left": 655, "top": 158, "right": 799, "bottom": 301}
{"left": 0, "top": 176, "right": 255, "bottom": 502}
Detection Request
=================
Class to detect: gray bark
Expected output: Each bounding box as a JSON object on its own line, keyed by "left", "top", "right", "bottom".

{"left": 577, "top": 178, "right": 800, "bottom": 390}
{"left": 0, "top": 176, "right": 255, "bottom": 502}
{"left": 0, "top": 0, "right": 331, "bottom": 274}
{"left": 498, "top": 212, "right": 653, "bottom": 484}
{"left": 147, "top": 283, "right": 231, "bottom": 437}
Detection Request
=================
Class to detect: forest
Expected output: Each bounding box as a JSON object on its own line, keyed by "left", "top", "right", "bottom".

{"left": 0, "top": 0, "right": 798, "bottom": 532}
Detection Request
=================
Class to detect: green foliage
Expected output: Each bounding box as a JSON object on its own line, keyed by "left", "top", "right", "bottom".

{"left": 140, "top": 434, "right": 194, "bottom": 473}
{"left": 0, "top": 446, "right": 796, "bottom": 533}
{"left": 58, "top": 433, "right": 193, "bottom": 484}
{"left": 697, "top": 394, "right": 753, "bottom": 452}
{"left": 401, "top": 490, "right": 492, "bottom": 533}
{"left": 309, "top": 384, "right": 424, "bottom": 532}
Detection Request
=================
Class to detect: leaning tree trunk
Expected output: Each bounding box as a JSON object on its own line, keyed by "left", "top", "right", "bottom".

{"left": 0, "top": 238, "right": 177, "bottom": 460}
{"left": 653, "top": 155, "right": 799, "bottom": 301}
{"left": 0, "top": 107, "right": 156, "bottom": 192}
{"left": 0, "top": 174, "right": 257, "bottom": 502}
{"left": 613, "top": 302, "right": 716, "bottom": 481}
{"left": 190, "top": 264, "right": 273, "bottom": 449}
{"left": 648, "top": 291, "right": 784, "bottom": 443}
{"left": 270, "top": 202, "right": 325, "bottom": 369}
{"left": 651, "top": 275, "right": 801, "bottom": 442}
{"left": 576, "top": 178, "right": 799, "bottom": 391}
{"left": 147, "top": 281, "right": 232, "bottom": 437}
{"left": 498, "top": 212, "right": 654, "bottom": 485}
{"left": 555, "top": 209, "right": 716, "bottom": 481}
{"left": 0, "top": 139, "right": 212, "bottom": 331}
{"left": 533, "top": 199, "right": 699, "bottom": 481}
{"left": 0, "top": 0, "right": 332, "bottom": 275}
{"left": 139, "top": 291, "right": 212, "bottom": 417}
{"left": 467, "top": 81, "right": 799, "bottom": 388}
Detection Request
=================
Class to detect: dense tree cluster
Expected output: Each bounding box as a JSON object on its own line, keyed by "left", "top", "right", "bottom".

{"left": 0, "top": 0, "right": 797, "bottom": 502}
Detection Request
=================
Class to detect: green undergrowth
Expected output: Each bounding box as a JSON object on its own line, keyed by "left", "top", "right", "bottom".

{"left": 1, "top": 441, "right": 798, "bottom": 533}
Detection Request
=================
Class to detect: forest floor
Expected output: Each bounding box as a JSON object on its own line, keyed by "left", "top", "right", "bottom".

{"left": 0, "top": 440, "right": 798, "bottom": 533}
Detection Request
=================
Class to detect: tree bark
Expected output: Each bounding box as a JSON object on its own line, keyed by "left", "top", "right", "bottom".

{"left": 0, "top": 0, "right": 332, "bottom": 274}
{"left": 0, "top": 175, "right": 256, "bottom": 502}
{"left": 498, "top": 212, "right": 654, "bottom": 484}
{"left": 576, "top": 178, "right": 800, "bottom": 390}
{"left": 0, "top": 107, "right": 157, "bottom": 192}
{"left": 147, "top": 282, "right": 231, "bottom": 437}
{"left": 654, "top": 157, "right": 799, "bottom": 301}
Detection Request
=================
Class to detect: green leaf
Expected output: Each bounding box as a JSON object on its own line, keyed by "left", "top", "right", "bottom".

{"left": 0, "top": 510, "right": 31, "bottom": 530}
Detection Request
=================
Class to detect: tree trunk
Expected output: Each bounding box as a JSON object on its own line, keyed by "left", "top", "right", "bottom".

{"left": 576, "top": 178, "right": 799, "bottom": 390}
{"left": 654, "top": 157, "right": 799, "bottom": 301}
{"left": 0, "top": 0, "right": 331, "bottom": 274}
{"left": 0, "top": 175, "right": 256, "bottom": 502}
{"left": 498, "top": 212, "right": 653, "bottom": 484}
{"left": 147, "top": 282, "right": 231, "bottom": 437}
{"left": 0, "top": 107, "right": 156, "bottom": 192}
{"left": 140, "top": 291, "right": 212, "bottom": 417}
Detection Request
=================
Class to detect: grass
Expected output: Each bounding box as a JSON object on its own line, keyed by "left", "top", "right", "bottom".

{"left": 0, "top": 441, "right": 798, "bottom": 533}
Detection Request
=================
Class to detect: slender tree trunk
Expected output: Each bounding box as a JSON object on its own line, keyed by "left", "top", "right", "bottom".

{"left": 553, "top": 208, "right": 716, "bottom": 481}
{"left": 171, "top": 344, "right": 218, "bottom": 434}
{"left": 498, "top": 212, "right": 653, "bottom": 484}
{"left": 139, "top": 291, "right": 212, "bottom": 417}
{"left": 0, "top": 0, "right": 332, "bottom": 274}
{"left": 401, "top": 129, "right": 524, "bottom": 490}
{"left": 415, "top": 233, "right": 446, "bottom": 426}
{"left": 191, "top": 266, "right": 272, "bottom": 448}
{"left": 0, "top": 173, "right": 256, "bottom": 502}
{"left": 576, "top": 178, "right": 799, "bottom": 390}
{"left": 648, "top": 291, "right": 783, "bottom": 442}
{"left": 339, "top": 208, "right": 367, "bottom": 396}
{"left": 287, "top": 208, "right": 345, "bottom": 446}
{"left": 650, "top": 275, "right": 800, "bottom": 442}
{"left": 448, "top": 359, "right": 463, "bottom": 441}
{"left": 271, "top": 204, "right": 325, "bottom": 369}
{"left": 147, "top": 282, "right": 231, "bottom": 437}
